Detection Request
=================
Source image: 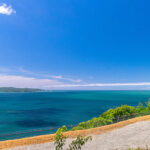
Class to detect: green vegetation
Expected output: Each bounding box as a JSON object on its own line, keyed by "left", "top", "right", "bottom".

{"left": 0, "top": 87, "right": 43, "bottom": 92}
{"left": 54, "top": 126, "right": 92, "bottom": 150}
{"left": 54, "top": 102, "right": 150, "bottom": 150}
{"left": 55, "top": 126, "right": 67, "bottom": 150}
{"left": 68, "top": 135, "right": 92, "bottom": 150}
{"left": 71, "top": 102, "right": 150, "bottom": 131}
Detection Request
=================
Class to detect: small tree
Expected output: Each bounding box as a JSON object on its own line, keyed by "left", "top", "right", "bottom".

{"left": 54, "top": 126, "right": 92, "bottom": 150}
{"left": 55, "top": 126, "right": 67, "bottom": 150}
{"left": 68, "top": 135, "right": 92, "bottom": 150}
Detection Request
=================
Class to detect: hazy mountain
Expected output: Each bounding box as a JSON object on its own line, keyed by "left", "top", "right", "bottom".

{"left": 0, "top": 87, "right": 43, "bottom": 92}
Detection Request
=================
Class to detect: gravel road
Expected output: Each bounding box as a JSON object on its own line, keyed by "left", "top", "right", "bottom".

{"left": 9, "top": 120, "right": 150, "bottom": 150}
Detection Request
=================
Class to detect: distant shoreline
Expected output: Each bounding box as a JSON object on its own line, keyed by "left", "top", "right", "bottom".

{"left": 0, "top": 88, "right": 150, "bottom": 93}
{"left": 0, "top": 87, "right": 44, "bottom": 93}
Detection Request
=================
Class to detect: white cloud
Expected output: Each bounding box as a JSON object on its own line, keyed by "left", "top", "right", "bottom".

{"left": 18, "top": 67, "right": 39, "bottom": 76}
{"left": 0, "top": 74, "right": 150, "bottom": 89}
{"left": 0, "top": 75, "right": 62, "bottom": 89}
{"left": 50, "top": 75, "right": 82, "bottom": 83}
{"left": 47, "top": 82, "right": 150, "bottom": 88}
{"left": 51, "top": 75, "right": 63, "bottom": 79}
{"left": 1, "top": 67, "right": 150, "bottom": 90}
{"left": 0, "top": 3, "right": 16, "bottom": 15}
{"left": 0, "top": 67, "right": 82, "bottom": 83}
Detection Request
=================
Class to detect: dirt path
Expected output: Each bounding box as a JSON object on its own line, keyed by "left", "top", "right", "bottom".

{"left": 9, "top": 120, "right": 150, "bottom": 150}
{"left": 1, "top": 115, "right": 150, "bottom": 150}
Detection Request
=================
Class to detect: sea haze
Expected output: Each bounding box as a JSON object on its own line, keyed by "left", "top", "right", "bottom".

{"left": 0, "top": 91, "right": 150, "bottom": 140}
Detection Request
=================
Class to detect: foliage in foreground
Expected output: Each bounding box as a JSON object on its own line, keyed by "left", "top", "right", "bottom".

{"left": 54, "top": 126, "right": 92, "bottom": 150}
{"left": 71, "top": 101, "right": 150, "bottom": 131}
{"left": 54, "top": 102, "right": 150, "bottom": 149}
{"left": 68, "top": 136, "right": 92, "bottom": 150}
{"left": 55, "top": 126, "right": 67, "bottom": 150}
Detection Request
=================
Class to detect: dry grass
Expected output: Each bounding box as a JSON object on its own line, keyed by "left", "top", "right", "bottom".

{"left": 1, "top": 115, "right": 150, "bottom": 150}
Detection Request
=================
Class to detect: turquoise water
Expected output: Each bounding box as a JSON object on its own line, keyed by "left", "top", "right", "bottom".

{"left": 0, "top": 91, "right": 150, "bottom": 140}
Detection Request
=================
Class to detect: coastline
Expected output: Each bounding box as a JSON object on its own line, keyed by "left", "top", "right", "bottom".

{"left": 1, "top": 115, "right": 150, "bottom": 150}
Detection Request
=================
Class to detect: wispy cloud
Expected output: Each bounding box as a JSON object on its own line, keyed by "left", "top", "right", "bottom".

{"left": 51, "top": 82, "right": 150, "bottom": 88}
{"left": 1, "top": 66, "right": 150, "bottom": 90}
{"left": 18, "top": 68, "right": 82, "bottom": 83}
{"left": 0, "top": 75, "right": 62, "bottom": 89}
{"left": 0, "top": 74, "right": 150, "bottom": 89}
{"left": 17, "top": 67, "right": 40, "bottom": 76}
{"left": 0, "top": 66, "right": 82, "bottom": 83}
{"left": 0, "top": 67, "right": 83, "bottom": 89}
{"left": 0, "top": 67, "right": 12, "bottom": 72}
{"left": 50, "top": 75, "right": 82, "bottom": 83}
{"left": 50, "top": 75, "right": 63, "bottom": 79}
{"left": 0, "top": 3, "right": 16, "bottom": 15}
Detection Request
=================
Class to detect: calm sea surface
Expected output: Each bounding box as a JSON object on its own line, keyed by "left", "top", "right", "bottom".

{"left": 0, "top": 91, "right": 150, "bottom": 140}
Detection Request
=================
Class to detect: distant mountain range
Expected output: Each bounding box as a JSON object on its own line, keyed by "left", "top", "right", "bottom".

{"left": 0, "top": 87, "right": 43, "bottom": 92}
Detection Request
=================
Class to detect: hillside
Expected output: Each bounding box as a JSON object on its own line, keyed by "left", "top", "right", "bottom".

{"left": 0, "top": 87, "right": 43, "bottom": 92}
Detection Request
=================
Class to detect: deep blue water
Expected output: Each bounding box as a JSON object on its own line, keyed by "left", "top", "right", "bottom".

{"left": 0, "top": 91, "right": 150, "bottom": 140}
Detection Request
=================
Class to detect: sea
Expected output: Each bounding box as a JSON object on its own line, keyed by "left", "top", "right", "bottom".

{"left": 0, "top": 90, "right": 150, "bottom": 141}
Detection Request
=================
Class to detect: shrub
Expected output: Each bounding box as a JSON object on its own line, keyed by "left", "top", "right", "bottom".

{"left": 54, "top": 102, "right": 150, "bottom": 149}
{"left": 55, "top": 126, "right": 67, "bottom": 150}
{"left": 54, "top": 126, "right": 92, "bottom": 150}
{"left": 101, "top": 105, "right": 137, "bottom": 120}
{"left": 137, "top": 102, "right": 145, "bottom": 112}
{"left": 68, "top": 135, "right": 92, "bottom": 150}
{"left": 146, "top": 101, "right": 150, "bottom": 110}
{"left": 71, "top": 102, "right": 150, "bottom": 131}
{"left": 71, "top": 117, "right": 111, "bottom": 131}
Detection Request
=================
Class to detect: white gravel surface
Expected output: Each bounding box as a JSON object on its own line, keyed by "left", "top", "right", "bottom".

{"left": 10, "top": 120, "right": 150, "bottom": 150}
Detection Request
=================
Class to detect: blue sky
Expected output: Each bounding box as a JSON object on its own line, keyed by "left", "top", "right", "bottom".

{"left": 0, "top": 0, "right": 150, "bottom": 90}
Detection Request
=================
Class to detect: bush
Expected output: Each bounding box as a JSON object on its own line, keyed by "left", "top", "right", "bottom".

{"left": 54, "top": 127, "right": 92, "bottom": 150}
{"left": 68, "top": 135, "right": 92, "bottom": 150}
{"left": 137, "top": 102, "right": 145, "bottom": 112}
{"left": 71, "top": 117, "right": 111, "bottom": 131}
{"left": 71, "top": 102, "right": 150, "bottom": 131}
{"left": 146, "top": 101, "right": 150, "bottom": 110}
{"left": 101, "top": 105, "right": 137, "bottom": 120}
{"left": 55, "top": 126, "right": 67, "bottom": 150}
{"left": 54, "top": 102, "right": 150, "bottom": 149}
